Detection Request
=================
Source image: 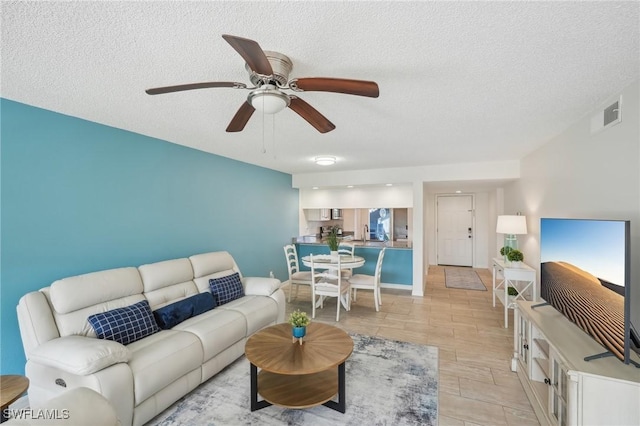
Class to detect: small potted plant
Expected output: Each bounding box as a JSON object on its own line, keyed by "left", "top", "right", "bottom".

{"left": 288, "top": 309, "right": 310, "bottom": 343}
{"left": 326, "top": 226, "right": 340, "bottom": 257}
{"left": 500, "top": 246, "right": 513, "bottom": 262}
{"left": 506, "top": 249, "right": 524, "bottom": 267}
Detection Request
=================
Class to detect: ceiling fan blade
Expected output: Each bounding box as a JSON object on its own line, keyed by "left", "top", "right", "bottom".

{"left": 222, "top": 34, "right": 273, "bottom": 76}
{"left": 289, "top": 77, "right": 379, "bottom": 98}
{"left": 146, "top": 82, "right": 246, "bottom": 95}
{"left": 288, "top": 96, "right": 336, "bottom": 133}
{"left": 226, "top": 101, "right": 256, "bottom": 132}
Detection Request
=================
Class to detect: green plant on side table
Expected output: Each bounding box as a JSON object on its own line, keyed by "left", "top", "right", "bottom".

{"left": 500, "top": 246, "right": 513, "bottom": 262}
{"left": 506, "top": 249, "right": 524, "bottom": 265}
{"left": 288, "top": 309, "right": 310, "bottom": 344}
{"left": 507, "top": 287, "right": 519, "bottom": 297}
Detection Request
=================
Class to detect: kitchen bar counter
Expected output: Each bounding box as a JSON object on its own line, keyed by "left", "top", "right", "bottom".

{"left": 294, "top": 236, "right": 412, "bottom": 249}
{"left": 295, "top": 241, "right": 413, "bottom": 286}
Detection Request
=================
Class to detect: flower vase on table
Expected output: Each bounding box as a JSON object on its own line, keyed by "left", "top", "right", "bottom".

{"left": 288, "top": 309, "right": 310, "bottom": 345}
{"left": 327, "top": 225, "right": 340, "bottom": 261}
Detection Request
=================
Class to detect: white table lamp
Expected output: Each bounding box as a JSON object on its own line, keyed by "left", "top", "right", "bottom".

{"left": 496, "top": 215, "right": 527, "bottom": 250}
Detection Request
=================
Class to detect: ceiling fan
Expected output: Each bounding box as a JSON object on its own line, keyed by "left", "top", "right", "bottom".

{"left": 145, "top": 34, "right": 379, "bottom": 134}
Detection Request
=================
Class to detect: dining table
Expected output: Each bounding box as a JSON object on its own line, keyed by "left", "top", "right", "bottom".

{"left": 301, "top": 254, "right": 365, "bottom": 270}
{"left": 301, "top": 254, "right": 365, "bottom": 311}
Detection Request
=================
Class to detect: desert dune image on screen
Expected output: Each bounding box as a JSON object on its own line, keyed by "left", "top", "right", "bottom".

{"left": 540, "top": 219, "right": 626, "bottom": 361}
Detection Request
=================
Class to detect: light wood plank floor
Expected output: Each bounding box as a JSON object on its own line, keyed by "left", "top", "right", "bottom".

{"left": 284, "top": 265, "right": 540, "bottom": 426}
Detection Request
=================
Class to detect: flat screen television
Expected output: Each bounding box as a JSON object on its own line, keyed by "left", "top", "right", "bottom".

{"left": 540, "top": 218, "right": 639, "bottom": 367}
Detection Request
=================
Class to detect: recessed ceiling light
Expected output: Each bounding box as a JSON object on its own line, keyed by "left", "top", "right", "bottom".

{"left": 347, "top": 185, "right": 354, "bottom": 188}
{"left": 385, "top": 183, "right": 393, "bottom": 187}
{"left": 314, "top": 156, "right": 336, "bottom": 166}
{"left": 455, "top": 190, "right": 462, "bottom": 193}
{"left": 312, "top": 186, "right": 319, "bottom": 190}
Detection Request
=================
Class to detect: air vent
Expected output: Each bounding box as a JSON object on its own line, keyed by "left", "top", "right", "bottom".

{"left": 603, "top": 101, "right": 620, "bottom": 126}
{"left": 591, "top": 96, "right": 622, "bottom": 134}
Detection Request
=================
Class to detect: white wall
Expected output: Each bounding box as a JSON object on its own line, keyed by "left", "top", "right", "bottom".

{"left": 504, "top": 79, "right": 640, "bottom": 328}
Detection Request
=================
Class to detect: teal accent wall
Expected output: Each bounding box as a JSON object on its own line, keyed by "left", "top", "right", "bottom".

{"left": 0, "top": 99, "right": 299, "bottom": 375}
{"left": 296, "top": 244, "right": 413, "bottom": 285}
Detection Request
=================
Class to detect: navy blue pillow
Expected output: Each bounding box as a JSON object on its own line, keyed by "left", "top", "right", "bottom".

{"left": 152, "top": 292, "right": 215, "bottom": 329}
{"left": 88, "top": 300, "right": 160, "bottom": 345}
{"left": 209, "top": 272, "right": 244, "bottom": 306}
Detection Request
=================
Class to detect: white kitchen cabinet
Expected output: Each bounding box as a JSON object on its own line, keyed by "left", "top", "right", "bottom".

{"left": 514, "top": 301, "right": 640, "bottom": 426}
{"left": 305, "top": 208, "right": 331, "bottom": 221}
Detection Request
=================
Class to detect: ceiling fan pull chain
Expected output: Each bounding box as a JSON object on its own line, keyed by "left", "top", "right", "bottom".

{"left": 272, "top": 114, "right": 277, "bottom": 160}
{"left": 261, "top": 100, "right": 267, "bottom": 154}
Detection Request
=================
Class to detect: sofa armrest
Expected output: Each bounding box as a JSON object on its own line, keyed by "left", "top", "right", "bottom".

{"left": 29, "top": 336, "right": 130, "bottom": 376}
{"left": 5, "top": 387, "right": 120, "bottom": 426}
{"left": 242, "top": 277, "right": 281, "bottom": 297}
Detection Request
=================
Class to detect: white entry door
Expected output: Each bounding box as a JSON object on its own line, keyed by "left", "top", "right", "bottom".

{"left": 437, "top": 195, "right": 474, "bottom": 266}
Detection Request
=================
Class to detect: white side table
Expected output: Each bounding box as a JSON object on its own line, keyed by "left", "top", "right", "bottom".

{"left": 492, "top": 257, "right": 536, "bottom": 328}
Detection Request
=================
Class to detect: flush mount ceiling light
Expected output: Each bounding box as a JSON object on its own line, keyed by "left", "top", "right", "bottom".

{"left": 385, "top": 183, "right": 393, "bottom": 187}
{"left": 314, "top": 156, "right": 336, "bottom": 166}
{"left": 247, "top": 84, "right": 290, "bottom": 114}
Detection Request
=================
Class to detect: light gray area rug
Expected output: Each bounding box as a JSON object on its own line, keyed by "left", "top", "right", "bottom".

{"left": 444, "top": 268, "right": 487, "bottom": 291}
{"left": 147, "top": 334, "right": 438, "bottom": 426}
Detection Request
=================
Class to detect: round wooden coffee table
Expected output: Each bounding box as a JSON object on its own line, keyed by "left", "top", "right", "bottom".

{"left": 1, "top": 375, "right": 29, "bottom": 422}
{"left": 245, "top": 322, "right": 353, "bottom": 413}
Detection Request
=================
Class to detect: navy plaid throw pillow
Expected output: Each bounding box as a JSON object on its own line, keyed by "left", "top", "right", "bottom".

{"left": 88, "top": 300, "right": 160, "bottom": 345}
{"left": 209, "top": 272, "right": 244, "bottom": 306}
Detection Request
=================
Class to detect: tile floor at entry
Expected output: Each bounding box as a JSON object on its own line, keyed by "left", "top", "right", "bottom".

{"left": 284, "top": 265, "right": 540, "bottom": 426}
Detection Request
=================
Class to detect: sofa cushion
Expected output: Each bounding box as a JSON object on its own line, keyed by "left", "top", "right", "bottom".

{"left": 243, "top": 276, "right": 281, "bottom": 296}
{"left": 218, "top": 295, "right": 279, "bottom": 335}
{"left": 139, "top": 257, "right": 199, "bottom": 310}
{"left": 173, "top": 308, "right": 247, "bottom": 361}
{"left": 50, "top": 267, "right": 143, "bottom": 314}
{"left": 152, "top": 292, "right": 215, "bottom": 329}
{"left": 29, "top": 335, "right": 130, "bottom": 375}
{"left": 209, "top": 273, "right": 244, "bottom": 306}
{"left": 88, "top": 300, "right": 160, "bottom": 345}
{"left": 190, "top": 251, "right": 240, "bottom": 293}
{"left": 127, "top": 329, "right": 203, "bottom": 404}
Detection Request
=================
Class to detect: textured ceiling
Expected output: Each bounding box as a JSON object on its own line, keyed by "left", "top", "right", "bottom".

{"left": 2, "top": 1, "right": 639, "bottom": 175}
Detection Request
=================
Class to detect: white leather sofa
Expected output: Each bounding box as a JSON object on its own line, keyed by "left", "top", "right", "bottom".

{"left": 16, "top": 251, "right": 285, "bottom": 426}
{"left": 4, "top": 387, "right": 120, "bottom": 426}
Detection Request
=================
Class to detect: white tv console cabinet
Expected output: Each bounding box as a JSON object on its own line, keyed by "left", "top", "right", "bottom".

{"left": 514, "top": 301, "right": 640, "bottom": 426}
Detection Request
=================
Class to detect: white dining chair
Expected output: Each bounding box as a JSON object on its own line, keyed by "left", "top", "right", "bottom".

{"left": 349, "top": 247, "right": 386, "bottom": 311}
{"left": 283, "top": 244, "right": 313, "bottom": 302}
{"left": 337, "top": 242, "right": 356, "bottom": 279}
{"left": 309, "top": 254, "right": 351, "bottom": 321}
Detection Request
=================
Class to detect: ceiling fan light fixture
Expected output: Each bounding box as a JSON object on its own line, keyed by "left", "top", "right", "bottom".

{"left": 247, "top": 85, "right": 290, "bottom": 114}
{"left": 314, "top": 156, "right": 336, "bottom": 166}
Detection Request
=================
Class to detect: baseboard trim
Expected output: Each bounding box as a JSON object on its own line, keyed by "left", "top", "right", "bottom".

{"left": 282, "top": 281, "right": 411, "bottom": 291}
{"left": 380, "top": 282, "right": 412, "bottom": 291}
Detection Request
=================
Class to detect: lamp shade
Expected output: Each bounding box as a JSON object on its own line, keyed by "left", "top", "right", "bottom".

{"left": 496, "top": 215, "right": 527, "bottom": 235}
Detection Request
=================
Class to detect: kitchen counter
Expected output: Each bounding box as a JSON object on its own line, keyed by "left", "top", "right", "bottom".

{"left": 294, "top": 236, "right": 412, "bottom": 249}
{"left": 295, "top": 240, "right": 413, "bottom": 285}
